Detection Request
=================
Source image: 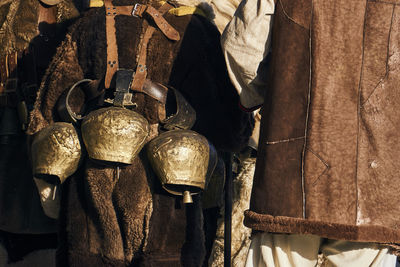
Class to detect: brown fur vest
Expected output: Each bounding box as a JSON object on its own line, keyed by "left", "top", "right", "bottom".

{"left": 27, "top": 0, "right": 253, "bottom": 265}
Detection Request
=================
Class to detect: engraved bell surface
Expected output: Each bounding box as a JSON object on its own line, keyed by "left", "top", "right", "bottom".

{"left": 147, "top": 130, "right": 217, "bottom": 203}
{"left": 81, "top": 107, "right": 150, "bottom": 165}
{"left": 31, "top": 122, "right": 82, "bottom": 184}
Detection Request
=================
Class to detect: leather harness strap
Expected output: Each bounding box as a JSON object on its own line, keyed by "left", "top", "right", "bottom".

{"left": 111, "top": 4, "right": 179, "bottom": 41}
{"left": 104, "top": 0, "right": 119, "bottom": 89}
{"left": 142, "top": 79, "right": 168, "bottom": 104}
{"left": 104, "top": 0, "right": 179, "bottom": 90}
{"left": 130, "top": 21, "right": 154, "bottom": 93}
{"left": 136, "top": 5, "right": 180, "bottom": 41}
{"left": 131, "top": 3, "right": 176, "bottom": 93}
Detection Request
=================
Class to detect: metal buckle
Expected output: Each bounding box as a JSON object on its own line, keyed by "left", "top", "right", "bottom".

{"left": 131, "top": 3, "right": 142, "bottom": 17}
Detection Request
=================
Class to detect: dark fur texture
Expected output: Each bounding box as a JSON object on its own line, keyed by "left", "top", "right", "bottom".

{"left": 28, "top": 1, "right": 253, "bottom": 266}
{"left": 0, "top": 0, "right": 81, "bottom": 262}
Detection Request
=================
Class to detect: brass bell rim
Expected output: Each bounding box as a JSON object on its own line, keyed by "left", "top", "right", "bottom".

{"left": 87, "top": 153, "right": 135, "bottom": 165}
{"left": 39, "top": 0, "right": 62, "bottom": 6}
{"left": 89, "top": 158, "right": 131, "bottom": 167}
{"left": 162, "top": 183, "right": 204, "bottom": 196}
{"left": 32, "top": 173, "right": 63, "bottom": 185}
{"left": 33, "top": 164, "right": 77, "bottom": 184}
{"left": 163, "top": 186, "right": 200, "bottom": 197}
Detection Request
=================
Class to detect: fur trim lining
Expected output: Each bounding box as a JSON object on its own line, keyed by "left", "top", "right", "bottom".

{"left": 0, "top": 0, "right": 38, "bottom": 56}
{"left": 244, "top": 210, "right": 400, "bottom": 254}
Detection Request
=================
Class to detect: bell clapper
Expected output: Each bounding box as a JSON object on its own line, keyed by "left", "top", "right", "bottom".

{"left": 52, "top": 185, "right": 57, "bottom": 201}
{"left": 183, "top": 190, "right": 193, "bottom": 204}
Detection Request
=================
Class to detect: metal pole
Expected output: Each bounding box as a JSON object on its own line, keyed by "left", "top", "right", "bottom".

{"left": 224, "top": 152, "right": 233, "bottom": 267}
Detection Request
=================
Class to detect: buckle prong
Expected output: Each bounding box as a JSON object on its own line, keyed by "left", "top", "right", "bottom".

{"left": 132, "top": 3, "right": 142, "bottom": 17}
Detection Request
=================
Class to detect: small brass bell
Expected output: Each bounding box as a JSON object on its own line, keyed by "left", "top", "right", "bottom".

{"left": 183, "top": 190, "right": 193, "bottom": 204}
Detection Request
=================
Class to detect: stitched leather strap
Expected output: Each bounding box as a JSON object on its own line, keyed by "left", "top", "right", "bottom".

{"left": 130, "top": 22, "right": 154, "bottom": 93}
{"left": 131, "top": 3, "right": 175, "bottom": 93}
{"left": 142, "top": 79, "right": 168, "bottom": 104}
{"left": 104, "top": 0, "right": 119, "bottom": 89}
{"left": 134, "top": 4, "right": 180, "bottom": 41}
{"left": 111, "top": 4, "right": 180, "bottom": 41}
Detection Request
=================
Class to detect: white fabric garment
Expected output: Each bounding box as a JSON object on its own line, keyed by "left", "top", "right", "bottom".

{"left": 221, "top": 0, "right": 274, "bottom": 109}
{"left": 245, "top": 233, "right": 397, "bottom": 267}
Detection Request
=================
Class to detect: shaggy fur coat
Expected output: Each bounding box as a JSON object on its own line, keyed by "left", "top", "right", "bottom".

{"left": 27, "top": 0, "right": 253, "bottom": 265}
{"left": 0, "top": 0, "right": 80, "bottom": 234}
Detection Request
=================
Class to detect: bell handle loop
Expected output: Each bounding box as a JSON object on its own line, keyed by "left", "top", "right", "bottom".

{"left": 58, "top": 79, "right": 94, "bottom": 124}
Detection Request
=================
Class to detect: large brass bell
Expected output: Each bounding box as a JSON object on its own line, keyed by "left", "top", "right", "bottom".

{"left": 31, "top": 122, "right": 82, "bottom": 184}
{"left": 147, "top": 130, "right": 217, "bottom": 204}
{"left": 81, "top": 107, "right": 149, "bottom": 165}
{"left": 31, "top": 122, "right": 82, "bottom": 219}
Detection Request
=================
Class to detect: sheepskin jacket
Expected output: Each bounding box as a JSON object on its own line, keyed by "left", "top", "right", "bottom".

{"left": 244, "top": 0, "right": 400, "bottom": 250}
{"left": 27, "top": 0, "right": 252, "bottom": 265}
{"left": 0, "top": 0, "right": 80, "bottom": 234}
